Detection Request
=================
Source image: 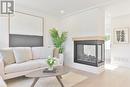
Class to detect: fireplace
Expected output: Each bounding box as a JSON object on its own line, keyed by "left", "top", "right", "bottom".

{"left": 74, "top": 38, "right": 105, "bottom": 67}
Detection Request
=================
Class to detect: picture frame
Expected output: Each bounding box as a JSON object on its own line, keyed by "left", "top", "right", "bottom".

{"left": 114, "top": 27, "right": 129, "bottom": 44}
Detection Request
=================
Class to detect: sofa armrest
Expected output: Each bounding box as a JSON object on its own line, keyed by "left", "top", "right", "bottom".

{"left": 0, "top": 76, "right": 7, "bottom": 87}
{"left": 0, "top": 58, "right": 5, "bottom": 79}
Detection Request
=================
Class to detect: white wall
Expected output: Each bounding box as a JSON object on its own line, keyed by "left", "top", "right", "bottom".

{"left": 60, "top": 8, "right": 105, "bottom": 73}
{"left": 10, "top": 12, "right": 43, "bottom": 36}
{"left": 111, "top": 14, "right": 130, "bottom": 68}
{"left": 44, "top": 15, "right": 61, "bottom": 47}
{"left": 0, "top": 6, "right": 61, "bottom": 48}
{"left": 0, "top": 17, "right": 9, "bottom": 48}
{"left": 108, "top": 0, "right": 130, "bottom": 18}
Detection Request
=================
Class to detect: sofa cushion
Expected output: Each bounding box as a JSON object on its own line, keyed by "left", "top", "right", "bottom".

{"left": 13, "top": 47, "right": 33, "bottom": 63}
{"left": 5, "top": 59, "right": 48, "bottom": 74}
{"left": 32, "top": 47, "right": 53, "bottom": 59}
{"left": 0, "top": 48, "right": 15, "bottom": 65}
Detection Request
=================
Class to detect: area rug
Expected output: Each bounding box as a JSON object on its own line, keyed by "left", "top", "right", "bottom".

{"left": 7, "top": 72, "right": 88, "bottom": 87}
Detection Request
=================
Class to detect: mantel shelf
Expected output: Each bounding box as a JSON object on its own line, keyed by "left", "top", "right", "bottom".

{"left": 72, "top": 36, "right": 105, "bottom": 41}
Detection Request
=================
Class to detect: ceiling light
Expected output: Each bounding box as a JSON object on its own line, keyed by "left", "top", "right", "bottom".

{"left": 60, "top": 10, "right": 64, "bottom": 14}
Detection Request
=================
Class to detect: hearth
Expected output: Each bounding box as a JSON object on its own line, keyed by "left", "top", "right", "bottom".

{"left": 74, "top": 39, "right": 105, "bottom": 67}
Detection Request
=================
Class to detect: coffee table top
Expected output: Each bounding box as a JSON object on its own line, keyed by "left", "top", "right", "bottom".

{"left": 26, "top": 66, "right": 69, "bottom": 78}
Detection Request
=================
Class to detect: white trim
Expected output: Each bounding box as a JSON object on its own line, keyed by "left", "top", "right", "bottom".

{"left": 62, "top": 0, "right": 119, "bottom": 18}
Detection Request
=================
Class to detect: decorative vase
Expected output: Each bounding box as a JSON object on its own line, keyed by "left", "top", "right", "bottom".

{"left": 59, "top": 54, "right": 64, "bottom": 65}
{"left": 48, "top": 65, "right": 54, "bottom": 71}
{"left": 53, "top": 48, "right": 59, "bottom": 58}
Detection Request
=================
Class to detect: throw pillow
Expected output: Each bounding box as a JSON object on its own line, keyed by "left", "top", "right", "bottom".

{"left": 13, "top": 47, "right": 33, "bottom": 63}
{"left": 0, "top": 48, "right": 16, "bottom": 65}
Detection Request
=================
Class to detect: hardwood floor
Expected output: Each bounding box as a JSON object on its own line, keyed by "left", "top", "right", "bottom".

{"left": 72, "top": 67, "right": 130, "bottom": 87}
{"left": 6, "top": 65, "right": 130, "bottom": 87}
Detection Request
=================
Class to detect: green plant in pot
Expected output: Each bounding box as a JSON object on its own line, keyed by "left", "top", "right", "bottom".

{"left": 47, "top": 56, "right": 56, "bottom": 70}
{"left": 49, "top": 28, "right": 67, "bottom": 65}
{"left": 49, "top": 28, "right": 67, "bottom": 53}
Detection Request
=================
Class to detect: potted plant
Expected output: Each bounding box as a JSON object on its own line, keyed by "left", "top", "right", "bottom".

{"left": 49, "top": 28, "right": 67, "bottom": 65}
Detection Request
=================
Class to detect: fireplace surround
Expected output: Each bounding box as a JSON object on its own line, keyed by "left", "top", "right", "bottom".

{"left": 73, "top": 36, "right": 105, "bottom": 67}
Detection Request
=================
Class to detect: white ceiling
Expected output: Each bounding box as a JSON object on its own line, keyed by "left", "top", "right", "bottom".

{"left": 15, "top": 0, "right": 118, "bottom": 16}
{"left": 108, "top": 0, "right": 130, "bottom": 17}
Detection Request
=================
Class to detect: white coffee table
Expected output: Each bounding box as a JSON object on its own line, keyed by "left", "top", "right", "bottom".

{"left": 26, "top": 66, "right": 69, "bottom": 87}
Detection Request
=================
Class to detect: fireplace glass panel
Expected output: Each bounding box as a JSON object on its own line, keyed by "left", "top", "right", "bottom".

{"left": 98, "top": 45, "right": 102, "bottom": 62}
{"left": 84, "top": 45, "right": 96, "bottom": 57}
{"left": 77, "top": 45, "right": 96, "bottom": 63}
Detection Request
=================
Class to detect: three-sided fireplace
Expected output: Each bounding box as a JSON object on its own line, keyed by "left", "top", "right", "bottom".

{"left": 74, "top": 38, "right": 105, "bottom": 67}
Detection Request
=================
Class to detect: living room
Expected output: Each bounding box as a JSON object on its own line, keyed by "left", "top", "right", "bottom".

{"left": 0, "top": 0, "right": 130, "bottom": 87}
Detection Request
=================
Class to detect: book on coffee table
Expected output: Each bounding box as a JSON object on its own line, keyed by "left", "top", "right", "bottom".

{"left": 43, "top": 68, "right": 57, "bottom": 73}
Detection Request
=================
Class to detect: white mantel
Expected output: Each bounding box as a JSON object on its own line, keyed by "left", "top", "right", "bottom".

{"left": 72, "top": 36, "right": 105, "bottom": 41}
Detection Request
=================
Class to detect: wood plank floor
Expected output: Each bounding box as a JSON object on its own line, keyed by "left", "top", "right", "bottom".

{"left": 72, "top": 67, "right": 130, "bottom": 87}
{"left": 6, "top": 66, "right": 130, "bottom": 87}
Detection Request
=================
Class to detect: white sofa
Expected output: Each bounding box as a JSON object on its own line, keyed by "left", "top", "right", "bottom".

{"left": 0, "top": 47, "right": 62, "bottom": 80}
{"left": 0, "top": 76, "right": 7, "bottom": 87}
